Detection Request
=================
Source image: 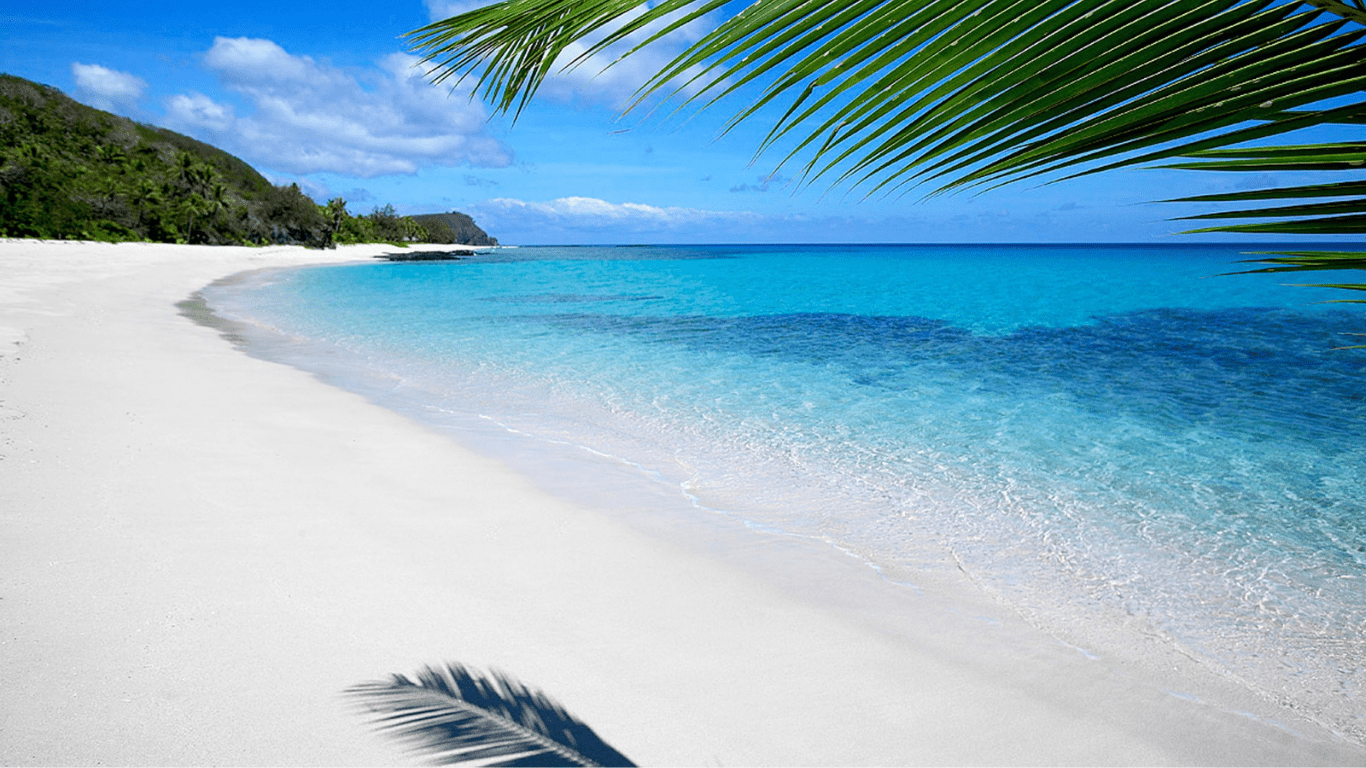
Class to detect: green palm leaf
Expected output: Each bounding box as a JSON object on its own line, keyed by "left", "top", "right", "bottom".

{"left": 346, "top": 663, "right": 635, "bottom": 767}
{"left": 410, "top": 0, "right": 1366, "bottom": 308}
{"left": 1167, "top": 179, "right": 1366, "bottom": 204}
{"left": 410, "top": 0, "right": 1362, "bottom": 188}
{"left": 1231, "top": 251, "right": 1366, "bottom": 273}
{"left": 1165, "top": 140, "right": 1366, "bottom": 297}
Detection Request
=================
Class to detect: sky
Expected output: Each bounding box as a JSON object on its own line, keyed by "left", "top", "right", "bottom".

{"left": 2, "top": 0, "right": 1358, "bottom": 244}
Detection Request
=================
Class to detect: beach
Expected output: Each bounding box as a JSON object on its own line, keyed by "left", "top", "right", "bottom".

{"left": 2, "top": 239, "right": 1363, "bottom": 766}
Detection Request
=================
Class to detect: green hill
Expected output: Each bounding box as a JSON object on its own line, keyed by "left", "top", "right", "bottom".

{"left": 0, "top": 74, "right": 495, "bottom": 248}
{"left": 409, "top": 211, "right": 497, "bottom": 246}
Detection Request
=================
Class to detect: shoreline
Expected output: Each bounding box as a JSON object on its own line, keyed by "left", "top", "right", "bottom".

{"left": 2, "top": 239, "right": 1362, "bottom": 765}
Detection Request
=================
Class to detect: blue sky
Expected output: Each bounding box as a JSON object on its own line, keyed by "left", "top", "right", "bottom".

{"left": 1, "top": 0, "right": 1357, "bottom": 244}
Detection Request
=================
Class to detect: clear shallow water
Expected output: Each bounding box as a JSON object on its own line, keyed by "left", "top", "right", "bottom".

{"left": 209, "top": 244, "right": 1365, "bottom": 741}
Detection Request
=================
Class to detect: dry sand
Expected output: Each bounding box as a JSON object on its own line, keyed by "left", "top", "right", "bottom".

{"left": 2, "top": 239, "right": 1363, "bottom": 766}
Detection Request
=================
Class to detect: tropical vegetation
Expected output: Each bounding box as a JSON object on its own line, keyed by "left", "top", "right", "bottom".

{"left": 0, "top": 74, "right": 496, "bottom": 248}
{"left": 407, "top": 0, "right": 1365, "bottom": 320}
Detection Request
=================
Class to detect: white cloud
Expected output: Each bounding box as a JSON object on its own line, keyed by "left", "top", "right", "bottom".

{"left": 163, "top": 37, "right": 511, "bottom": 178}
{"left": 203, "top": 36, "right": 322, "bottom": 84}
{"left": 470, "top": 195, "right": 761, "bottom": 235}
{"left": 71, "top": 62, "right": 147, "bottom": 113}
{"left": 420, "top": 0, "right": 717, "bottom": 110}
{"left": 165, "top": 92, "right": 235, "bottom": 132}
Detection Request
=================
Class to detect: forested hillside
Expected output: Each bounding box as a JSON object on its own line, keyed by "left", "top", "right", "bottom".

{"left": 409, "top": 211, "right": 497, "bottom": 247}
{"left": 0, "top": 74, "right": 494, "bottom": 247}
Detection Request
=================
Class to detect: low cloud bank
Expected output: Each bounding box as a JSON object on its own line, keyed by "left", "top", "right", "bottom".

{"left": 472, "top": 196, "right": 761, "bottom": 235}
{"left": 464, "top": 196, "right": 929, "bottom": 243}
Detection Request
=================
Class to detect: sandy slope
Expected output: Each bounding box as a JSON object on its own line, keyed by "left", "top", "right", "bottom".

{"left": 1, "top": 239, "right": 1362, "bottom": 766}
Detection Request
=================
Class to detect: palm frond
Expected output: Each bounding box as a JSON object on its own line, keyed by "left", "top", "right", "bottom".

{"left": 409, "top": 0, "right": 1366, "bottom": 308}
{"left": 1220, "top": 251, "right": 1366, "bottom": 311}
{"left": 411, "top": 0, "right": 1364, "bottom": 193}
{"left": 346, "top": 663, "right": 635, "bottom": 767}
{"left": 1162, "top": 142, "right": 1366, "bottom": 237}
{"left": 1165, "top": 139, "right": 1366, "bottom": 303}
{"left": 1165, "top": 179, "right": 1366, "bottom": 204}
{"left": 1228, "top": 251, "right": 1366, "bottom": 274}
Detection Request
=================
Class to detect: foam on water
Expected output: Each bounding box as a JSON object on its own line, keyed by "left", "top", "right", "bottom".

{"left": 206, "top": 244, "right": 1366, "bottom": 742}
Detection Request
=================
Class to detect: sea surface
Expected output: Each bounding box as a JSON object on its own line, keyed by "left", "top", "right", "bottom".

{"left": 206, "top": 243, "right": 1365, "bottom": 743}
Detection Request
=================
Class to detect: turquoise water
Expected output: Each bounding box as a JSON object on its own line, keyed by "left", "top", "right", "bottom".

{"left": 209, "top": 244, "right": 1365, "bottom": 741}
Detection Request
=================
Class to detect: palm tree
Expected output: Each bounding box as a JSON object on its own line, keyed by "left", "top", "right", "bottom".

{"left": 408, "top": 0, "right": 1366, "bottom": 333}
{"left": 323, "top": 196, "right": 348, "bottom": 248}
{"left": 206, "top": 182, "right": 228, "bottom": 221}
{"left": 179, "top": 194, "right": 209, "bottom": 243}
{"left": 175, "top": 151, "right": 199, "bottom": 196}
{"left": 129, "top": 179, "right": 161, "bottom": 234}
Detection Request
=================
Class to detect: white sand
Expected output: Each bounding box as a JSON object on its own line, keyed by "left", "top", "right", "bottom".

{"left": 2, "top": 239, "right": 1362, "bottom": 766}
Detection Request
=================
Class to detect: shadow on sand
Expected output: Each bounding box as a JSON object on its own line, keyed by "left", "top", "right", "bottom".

{"left": 346, "top": 662, "right": 635, "bottom": 767}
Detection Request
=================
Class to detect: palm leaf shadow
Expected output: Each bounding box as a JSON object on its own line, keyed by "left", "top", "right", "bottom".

{"left": 346, "top": 662, "right": 635, "bottom": 767}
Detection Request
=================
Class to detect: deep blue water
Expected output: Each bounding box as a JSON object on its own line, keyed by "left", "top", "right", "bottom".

{"left": 209, "top": 243, "right": 1365, "bottom": 741}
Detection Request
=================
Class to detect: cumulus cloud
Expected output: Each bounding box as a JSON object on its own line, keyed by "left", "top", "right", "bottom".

{"left": 421, "top": 0, "right": 717, "bottom": 110}
{"left": 71, "top": 62, "right": 147, "bottom": 113}
{"left": 163, "top": 36, "right": 511, "bottom": 177}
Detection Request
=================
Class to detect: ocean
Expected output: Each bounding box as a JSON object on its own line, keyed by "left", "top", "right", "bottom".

{"left": 204, "top": 243, "right": 1365, "bottom": 743}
